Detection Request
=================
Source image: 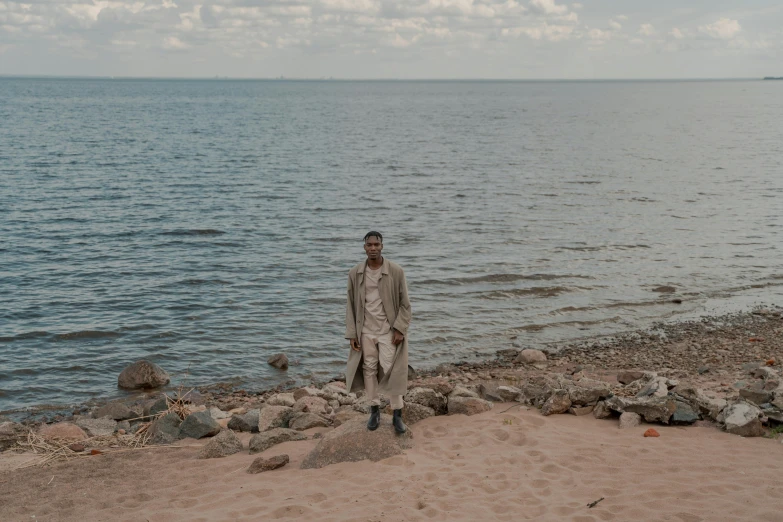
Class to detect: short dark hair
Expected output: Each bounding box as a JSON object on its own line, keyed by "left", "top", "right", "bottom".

{"left": 364, "top": 231, "right": 383, "bottom": 243}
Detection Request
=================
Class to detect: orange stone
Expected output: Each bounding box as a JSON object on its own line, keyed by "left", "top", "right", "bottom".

{"left": 766, "top": 359, "right": 776, "bottom": 366}
{"left": 643, "top": 428, "right": 660, "bottom": 438}
{"left": 90, "top": 449, "right": 102, "bottom": 455}
{"left": 749, "top": 338, "right": 765, "bottom": 342}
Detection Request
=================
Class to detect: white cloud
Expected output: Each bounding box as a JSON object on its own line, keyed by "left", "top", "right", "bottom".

{"left": 162, "top": 35, "right": 189, "bottom": 49}
{"left": 638, "top": 23, "right": 655, "bottom": 36}
{"left": 669, "top": 27, "right": 683, "bottom": 40}
{"left": 529, "top": 0, "right": 567, "bottom": 16}
{"left": 608, "top": 19, "right": 620, "bottom": 30}
{"left": 698, "top": 18, "right": 741, "bottom": 40}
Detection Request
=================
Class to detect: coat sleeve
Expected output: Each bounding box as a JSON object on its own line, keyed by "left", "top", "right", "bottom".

{"left": 345, "top": 273, "right": 357, "bottom": 340}
{"left": 392, "top": 269, "right": 412, "bottom": 336}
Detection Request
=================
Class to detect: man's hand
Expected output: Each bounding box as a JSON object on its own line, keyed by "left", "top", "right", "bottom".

{"left": 391, "top": 329, "right": 404, "bottom": 345}
{"left": 350, "top": 338, "right": 361, "bottom": 352}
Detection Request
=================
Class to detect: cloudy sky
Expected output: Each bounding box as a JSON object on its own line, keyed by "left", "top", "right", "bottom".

{"left": 0, "top": 0, "right": 781, "bottom": 78}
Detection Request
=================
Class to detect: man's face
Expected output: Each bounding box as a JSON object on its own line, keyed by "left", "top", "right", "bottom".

{"left": 364, "top": 236, "right": 383, "bottom": 260}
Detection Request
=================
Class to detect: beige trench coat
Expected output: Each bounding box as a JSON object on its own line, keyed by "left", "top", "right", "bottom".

{"left": 345, "top": 258, "right": 411, "bottom": 396}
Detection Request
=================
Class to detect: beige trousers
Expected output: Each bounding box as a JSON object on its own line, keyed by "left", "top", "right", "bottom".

{"left": 361, "top": 332, "right": 404, "bottom": 410}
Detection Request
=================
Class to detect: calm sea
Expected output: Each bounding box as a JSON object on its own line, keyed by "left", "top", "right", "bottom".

{"left": 2, "top": 78, "right": 783, "bottom": 414}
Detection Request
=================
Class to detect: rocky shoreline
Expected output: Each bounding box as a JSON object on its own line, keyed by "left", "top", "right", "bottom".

{"left": 2, "top": 307, "right": 783, "bottom": 471}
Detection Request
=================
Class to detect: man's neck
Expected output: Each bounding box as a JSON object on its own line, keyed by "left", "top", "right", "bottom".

{"left": 366, "top": 257, "right": 383, "bottom": 270}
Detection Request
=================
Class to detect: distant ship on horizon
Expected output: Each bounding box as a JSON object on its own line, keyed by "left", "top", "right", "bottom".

{"left": 763, "top": 76, "right": 783, "bottom": 80}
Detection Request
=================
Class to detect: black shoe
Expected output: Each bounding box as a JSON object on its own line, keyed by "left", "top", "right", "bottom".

{"left": 367, "top": 405, "right": 380, "bottom": 431}
{"left": 392, "top": 409, "right": 407, "bottom": 434}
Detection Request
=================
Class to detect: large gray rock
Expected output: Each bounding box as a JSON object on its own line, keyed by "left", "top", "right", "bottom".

{"left": 267, "top": 353, "right": 289, "bottom": 370}
{"left": 618, "top": 412, "right": 641, "bottom": 429}
{"left": 293, "top": 387, "right": 323, "bottom": 401}
{"left": 404, "top": 387, "right": 447, "bottom": 414}
{"left": 148, "top": 413, "right": 182, "bottom": 444}
{"left": 148, "top": 397, "right": 170, "bottom": 417}
{"left": 228, "top": 409, "right": 260, "bottom": 433}
{"left": 75, "top": 418, "right": 117, "bottom": 437}
{"left": 739, "top": 384, "right": 773, "bottom": 406}
{"left": 592, "top": 401, "right": 613, "bottom": 419}
{"left": 478, "top": 382, "right": 505, "bottom": 402}
{"left": 567, "top": 379, "right": 612, "bottom": 406}
{"left": 518, "top": 382, "right": 553, "bottom": 406}
{"left": 515, "top": 349, "right": 547, "bottom": 364}
{"left": 722, "top": 402, "right": 764, "bottom": 437}
{"left": 541, "top": 389, "right": 571, "bottom": 416}
{"left": 447, "top": 396, "right": 493, "bottom": 416}
{"left": 288, "top": 412, "right": 330, "bottom": 431}
{"left": 672, "top": 384, "right": 727, "bottom": 420}
{"left": 198, "top": 429, "right": 243, "bottom": 459}
{"left": 249, "top": 428, "right": 308, "bottom": 454}
{"left": 496, "top": 386, "right": 523, "bottom": 402}
{"left": 178, "top": 411, "right": 221, "bottom": 439}
{"left": 93, "top": 401, "right": 137, "bottom": 421}
{"left": 258, "top": 406, "right": 293, "bottom": 432}
{"left": 301, "top": 418, "right": 413, "bottom": 469}
{"left": 0, "top": 421, "right": 26, "bottom": 451}
{"left": 636, "top": 377, "right": 670, "bottom": 398}
{"left": 605, "top": 396, "right": 677, "bottom": 424}
{"left": 384, "top": 403, "right": 435, "bottom": 426}
{"left": 117, "top": 360, "right": 170, "bottom": 390}
{"left": 671, "top": 401, "right": 699, "bottom": 425}
{"left": 293, "top": 396, "right": 330, "bottom": 415}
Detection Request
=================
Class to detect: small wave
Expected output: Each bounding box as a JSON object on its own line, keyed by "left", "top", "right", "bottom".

{"left": 53, "top": 330, "right": 121, "bottom": 341}
{"left": 476, "top": 286, "right": 572, "bottom": 299}
{"left": 0, "top": 331, "right": 50, "bottom": 342}
{"left": 160, "top": 229, "right": 226, "bottom": 236}
{"left": 417, "top": 273, "right": 591, "bottom": 285}
{"left": 179, "top": 279, "right": 233, "bottom": 286}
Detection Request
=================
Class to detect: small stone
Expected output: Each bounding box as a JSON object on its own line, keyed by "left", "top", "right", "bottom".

{"left": 75, "top": 418, "right": 117, "bottom": 437}
{"left": 227, "top": 409, "right": 261, "bottom": 433}
{"left": 619, "top": 412, "right": 642, "bottom": 429}
{"left": 208, "top": 407, "right": 231, "bottom": 420}
{"left": 90, "top": 449, "right": 103, "bottom": 455}
{"left": 449, "top": 386, "right": 479, "bottom": 398}
{"left": 496, "top": 386, "right": 522, "bottom": 402}
{"left": 293, "top": 396, "right": 330, "bottom": 415}
{"left": 117, "top": 429, "right": 126, "bottom": 435}
{"left": 267, "top": 354, "right": 289, "bottom": 370}
{"left": 266, "top": 393, "right": 296, "bottom": 407}
{"left": 569, "top": 405, "right": 594, "bottom": 416}
{"left": 148, "top": 397, "right": 170, "bottom": 417}
{"left": 179, "top": 411, "right": 221, "bottom": 439}
{"left": 515, "top": 349, "right": 547, "bottom": 364}
{"left": 68, "top": 443, "right": 85, "bottom": 452}
{"left": 643, "top": 428, "right": 660, "bottom": 437}
{"left": 617, "top": 371, "right": 645, "bottom": 385}
{"left": 247, "top": 454, "right": 289, "bottom": 473}
{"left": 697, "top": 366, "right": 710, "bottom": 375}
{"left": 249, "top": 428, "right": 308, "bottom": 454}
{"left": 293, "top": 387, "right": 324, "bottom": 401}
{"left": 766, "top": 358, "right": 776, "bottom": 366}
{"left": 288, "top": 412, "right": 330, "bottom": 431}
{"left": 541, "top": 389, "right": 571, "bottom": 416}
{"left": 198, "top": 429, "right": 243, "bottom": 459}
{"left": 671, "top": 401, "right": 699, "bottom": 425}
{"left": 148, "top": 413, "right": 182, "bottom": 444}
{"left": 117, "top": 360, "right": 170, "bottom": 390}
{"left": 258, "top": 406, "right": 293, "bottom": 432}
{"left": 722, "top": 402, "right": 764, "bottom": 437}
{"left": 593, "top": 401, "right": 612, "bottom": 419}
{"left": 93, "top": 401, "right": 136, "bottom": 421}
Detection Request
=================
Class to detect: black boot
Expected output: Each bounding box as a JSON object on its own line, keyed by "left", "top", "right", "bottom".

{"left": 392, "top": 409, "right": 407, "bottom": 434}
{"left": 367, "top": 405, "right": 380, "bottom": 431}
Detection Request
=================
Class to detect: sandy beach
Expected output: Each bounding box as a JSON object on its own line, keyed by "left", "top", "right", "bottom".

{"left": 3, "top": 309, "right": 783, "bottom": 521}
{"left": 2, "top": 403, "right": 783, "bottom": 522}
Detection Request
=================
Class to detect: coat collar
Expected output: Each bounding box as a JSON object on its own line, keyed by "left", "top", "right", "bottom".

{"left": 358, "top": 258, "right": 389, "bottom": 275}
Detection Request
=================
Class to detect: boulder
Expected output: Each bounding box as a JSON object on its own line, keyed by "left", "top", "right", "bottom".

{"left": 293, "top": 387, "right": 323, "bottom": 401}
{"left": 671, "top": 401, "right": 699, "bottom": 425}
{"left": 636, "top": 377, "right": 671, "bottom": 398}
{"left": 288, "top": 412, "right": 330, "bottom": 431}
{"left": 569, "top": 405, "right": 594, "bottom": 416}
{"left": 249, "top": 428, "right": 308, "bottom": 454}
{"left": 267, "top": 353, "right": 289, "bottom": 370}
{"left": 148, "top": 397, "right": 170, "bottom": 417}
{"left": 0, "top": 421, "right": 26, "bottom": 451}
{"left": 672, "top": 384, "right": 727, "bottom": 420}
{"left": 384, "top": 403, "right": 435, "bottom": 425}
{"left": 619, "top": 412, "right": 642, "bottom": 429}
{"left": 592, "top": 401, "right": 612, "bottom": 419}
{"left": 179, "top": 411, "right": 221, "bottom": 439}
{"left": 617, "top": 371, "right": 646, "bottom": 385}
{"left": 227, "top": 409, "right": 260, "bottom": 433}
{"left": 333, "top": 409, "right": 364, "bottom": 427}
{"left": 447, "top": 396, "right": 493, "bottom": 416}
{"left": 518, "top": 383, "right": 553, "bottom": 406}
{"left": 148, "top": 413, "right": 182, "bottom": 444}
{"left": 301, "top": 418, "right": 413, "bottom": 469}
{"left": 449, "top": 386, "right": 479, "bottom": 398}
{"left": 198, "top": 429, "right": 243, "bottom": 459}
{"left": 293, "top": 396, "right": 330, "bottom": 415}
{"left": 605, "top": 396, "right": 677, "bottom": 424}
{"left": 258, "top": 406, "right": 293, "bottom": 432}
{"left": 209, "top": 407, "right": 231, "bottom": 420}
{"left": 739, "top": 384, "right": 773, "bottom": 406}
{"left": 117, "top": 360, "right": 170, "bottom": 390}
{"left": 404, "top": 387, "right": 447, "bottom": 414}
{"left": 38, "top": 422, "right": 88, "bottom": 441}
{"left": 75, "top": 418, "right": 117, "bottom": 437}
{"left": 413, "top": 377, "right": 454, "bottom": 396}
{"left": 496, "top": 386, "right": 522, "bottom": 402}
{"left": 515, "top": 349, "right": 547, "bottom": 364}
{"left": 478, "top": 383, "right": 505, "bottom": 402}
{"left": 93, "top": 401, "right": 137, "bottom": 421}
{"left": 567, "top": 379, "right": 612, "bottom": 406}
{"left": 248, "top": 454, "right": 289, "bottom": 474}
{"left": 722, "top": 402, "right": 764, "bottom": 437}
{"left": 541, "top": 389, "right": 571, "bottom": 416}
{"left": 266, "top": 393, "right": 296, "bottom": 407}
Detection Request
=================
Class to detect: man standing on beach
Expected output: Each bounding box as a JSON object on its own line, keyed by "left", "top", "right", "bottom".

{"left": 345, "top": 231, "right": 412, "bottom": 434}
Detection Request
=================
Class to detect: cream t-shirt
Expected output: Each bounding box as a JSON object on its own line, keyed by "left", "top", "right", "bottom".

{"left": 362, "top": 265, "right": 391, "bottom": 338}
